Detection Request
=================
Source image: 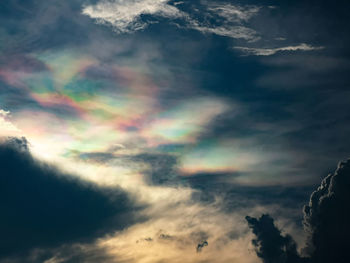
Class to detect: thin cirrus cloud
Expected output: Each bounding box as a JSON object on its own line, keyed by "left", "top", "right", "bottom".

{"left": 82, "top": 0, "right": 261, "bottom": 41}
{"left": 233, "top": 43, "right": 325, "bottom": 56}
{"left": 206, "top": 3, "right": 261, "bottom": 23}
{"left": 81, "top": 1, "right": 324, "bottom": 49}
{"left": 188, "top": 23, "right": 259, "bottom": 42}
{"left": 186, "top": 2, "right": 261, "bottom": 41}
{"left": 82, "top": 0, "right": 185, "bottom": 33}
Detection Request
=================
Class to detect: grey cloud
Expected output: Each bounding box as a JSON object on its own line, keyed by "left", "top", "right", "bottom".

{"left": 73, "top": 149, "right": 179, "bottom": 185}
{"left": 196, "top": 240, "right": 208, "bottom": 253}
{"left": 246, "top": 214, "right": 303, "bottom": 263}
{"left": 247, "top": 158, "right": 350, "bottom": 263}
{"left": 159, "top": 233, "right": 175, "bottom": 240}
{"left": 303, "top": 159, "right": 350, "bottom": 263}
{"left": 11, "top": 244, "right": 115, "bottom": 263}
{"left": 0, "top": 137, "right": 144, "bottom": 261}
{"left": 129, "top": 152, "right": 179, "bottom": 184}
{"left": 76, "top": 151, "right": 117, "bottom": 163}
{"left": 136, "top": 237, "right": 153, "bottom": 243}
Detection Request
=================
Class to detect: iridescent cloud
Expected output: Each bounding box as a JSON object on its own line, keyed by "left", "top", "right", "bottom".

{"left": 0, "top": 49, "right": 235, "bottom": 179}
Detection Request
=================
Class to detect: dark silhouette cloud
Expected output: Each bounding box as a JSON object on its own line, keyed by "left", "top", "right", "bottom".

{"left": 196, "top": 240, "right": 208, "bottom": 253}
{"left": 0, "top": 137, "right": 143, "bottom": 260}
{"left": 303, "top": 159, "right": 350, "bottom": 263}
{"left": 247, "top": 158, "right": 350, "bottom": 263}
{"left": 246, "top": 214, "right": 302, "bottom": 263}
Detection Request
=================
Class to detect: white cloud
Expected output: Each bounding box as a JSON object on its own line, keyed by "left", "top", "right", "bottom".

{"left": 189, "top": 23, "right": 260, "bottom": 42}
{"left": 82, "top": 0, "right": 185, "bottom": 33}
{"left": 233, "top": 43, "right": 324, "bottom": 56}
{"left": 0, "top": 109, "right": 21, "bottom": 136}
{"left": 82, "top": 0, "right": 261, "bottom": 41}
{"left": 187, "top": 3, "right": 261, "bottom": 41}
{"left": 207, "top": 3, "right": 260, "bottom": 23}
{"left": 0, "top": 109, "right": 10, "bottom": 117}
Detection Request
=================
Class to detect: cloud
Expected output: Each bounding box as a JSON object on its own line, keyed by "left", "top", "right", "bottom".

{"left": 0, "top": 109, "right": 21, "bottom": 136}
{"left": 233, "top": 43, "right": 324, "bottom": 56}
{"left": 127, "top": 152, "right": 179, "bottom": 185}
{"left": 0, "top": 137, "right": 143, "bottom": 260}
{"left": 303, "top": 158, "right": 350, "bottom": 263}
{"left": 189, "top": 23, "right": 259, "bottom": 42}
{"left": 246, "top": 214, "right": 302, "bottom": 263}
{"left": 247, "top": 158, "right": 350, "bottom": 263}
{"left": 72, "top": 150, "right": 179, "bottom": 185}
{"left": 186, "top": 3, "right": 261, "bottom": 41}
{"left": 0, "top": 109, "right": 10, "bottom": 116}
{"left": 82, "top": 0, "right": 184, "bottom": 33}
{"left": 196, "top": 240, "right": 208, "bottom": 252}
{"left": 207, "top": 3, "right": 260, "bottom": 23}
{"left": 82, "top": 0, "right": 261, "bottom": 41}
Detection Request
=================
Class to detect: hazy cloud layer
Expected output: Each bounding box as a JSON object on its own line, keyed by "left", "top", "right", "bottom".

{"left": 1, "top": 0, "right": 350, "bottom": 262}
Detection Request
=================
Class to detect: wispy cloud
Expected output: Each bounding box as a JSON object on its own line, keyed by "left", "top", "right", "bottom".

{"left": 82, "top": 0, "right": 185, "bottom": 33}
{"left": 188, "top": 23, "right": 259, "bottom": 41}
{"left": 82, "top": 1, "right": 261, "bottom": 41}
{"left": 233, "top": 43, "right": 324, "bottom": 56}
{"left": 207, "top": 3, "right": 261, "bottom": 23}
{"left": 189, "top": 3, "right": 261, "bottom": 41}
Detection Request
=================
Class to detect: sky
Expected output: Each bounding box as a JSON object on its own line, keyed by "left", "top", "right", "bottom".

{"left": 1, "top": 1, "right": 350, "bottom": 262}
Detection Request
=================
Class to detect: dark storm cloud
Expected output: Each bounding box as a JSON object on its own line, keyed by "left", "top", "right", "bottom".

{"left": 303, "top": 159, "right": 350, "bottom": 263}
{"left": 247, "top": 159, "right": 350, "bottom": 263}
{"left": 0, "top": 137, "right": 144, "bottom": 260}
{"left": 246, "top": 214, "right": 303, "bottom": 263}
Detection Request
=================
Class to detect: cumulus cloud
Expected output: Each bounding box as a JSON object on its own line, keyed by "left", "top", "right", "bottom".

{"left": 233, "top": 44, "right": 324, "bottom": 56}
{"left": 303, "top": 158, "right": 350, "bottom": 263}
{"left": 246, "top": 214, "right": 302, "bottom": 263}
{"left": 0, "top": 137, "right": 142, "bottom": 260}
{"left": 82, "top": 0, "right": 184, "bottom": 33}
{"left": 247, "top": 159, "right": 350, "bottom": 263}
